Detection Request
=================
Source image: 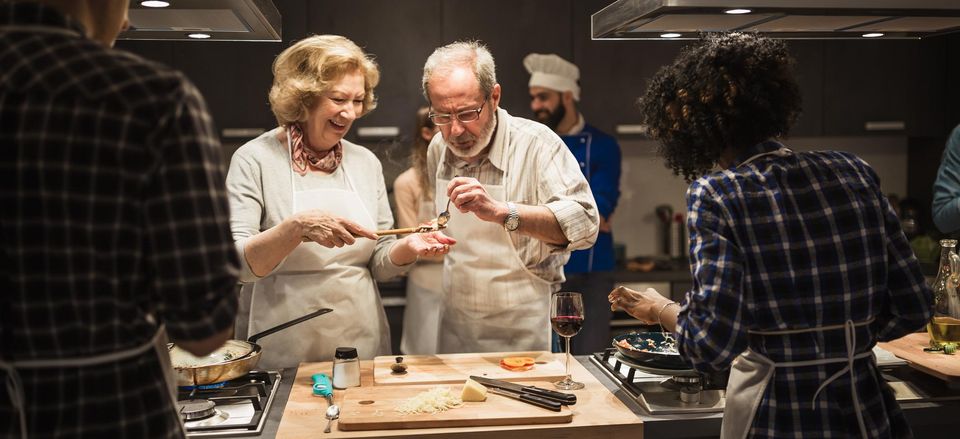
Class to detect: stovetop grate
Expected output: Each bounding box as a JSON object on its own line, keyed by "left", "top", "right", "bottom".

{"left": 177, "top": 370, "right": 281, "bottom": 437}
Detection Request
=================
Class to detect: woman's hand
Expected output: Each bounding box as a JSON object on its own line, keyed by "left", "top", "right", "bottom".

{"left": 402, "top": 231, "right": 456, "bottom": 257}
{"left": 293, "top": 210, "right": 377, "bottom": 248}
{"left": 608, "top": 285, "right": 673, "bottom": 325}
{"left": 388, "top": 231, "right": 456, "bottom": 266}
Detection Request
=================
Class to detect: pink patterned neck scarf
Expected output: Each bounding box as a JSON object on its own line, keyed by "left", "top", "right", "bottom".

{"left": 288, "top": 123, "right": 343, "bottom": 176}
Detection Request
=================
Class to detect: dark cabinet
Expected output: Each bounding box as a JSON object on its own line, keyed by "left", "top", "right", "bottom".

{"left": 785, "top": 41, "right": 824, "bottom": 137}
{"left": 440, "top": 0, "right": 573, "bottom": 118}
{"left": 822, "top": 39, "right": 947, "bottom": 137}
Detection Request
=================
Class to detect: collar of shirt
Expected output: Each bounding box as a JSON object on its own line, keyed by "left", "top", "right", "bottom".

{"left": 0, "top": 2, "right": 87, "bottom": 37}
{"left": 563, "top": 112, "right": 586, "bottom": 136}
{"left": 732, "top": 139, "right": 786, "bottom": 166}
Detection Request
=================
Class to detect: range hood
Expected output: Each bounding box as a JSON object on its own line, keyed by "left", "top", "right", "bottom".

{"left": 592, "top": 0, "right": 960, "bottom": 40}
{"left": 118, "top": 0, "right": 281, "bottom": 42}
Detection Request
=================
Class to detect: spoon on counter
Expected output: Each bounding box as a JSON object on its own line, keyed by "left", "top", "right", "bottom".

{"left": 323, "top": 404, "right": 340, "bottom": 434}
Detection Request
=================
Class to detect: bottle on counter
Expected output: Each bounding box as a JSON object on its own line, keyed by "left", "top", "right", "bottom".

{"left": 928, "top": 239, "right": 960, "bottom": 345}
{"left": 332, "top": 347, "right": 361, "bottom": 389}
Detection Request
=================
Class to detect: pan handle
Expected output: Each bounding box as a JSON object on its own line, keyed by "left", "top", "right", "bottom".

{"left": 247, "top": 308, "right": 333, "bottom": 344}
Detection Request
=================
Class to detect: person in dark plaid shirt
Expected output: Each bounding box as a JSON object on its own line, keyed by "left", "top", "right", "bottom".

{"left": 1, "top": 1, "right": 240, "bottom": 438}
{"left": 610, "top": 33, "right": 933, "bottom": 438}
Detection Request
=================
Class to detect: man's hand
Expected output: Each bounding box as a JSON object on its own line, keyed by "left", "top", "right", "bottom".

{"left": 293, "top": 210, "right": 377, "bottom": 248}
{"left": 446, "top": 176, "right": 506, "bottom": 223}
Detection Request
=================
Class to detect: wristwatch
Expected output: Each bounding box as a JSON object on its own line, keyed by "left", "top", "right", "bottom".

{"left": 504, "top": 202, "right": 520, "bottom": 232}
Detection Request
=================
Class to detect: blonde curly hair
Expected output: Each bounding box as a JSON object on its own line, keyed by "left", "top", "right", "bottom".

{"left": 269, "top": 35, "right": 380, "bottom": 126}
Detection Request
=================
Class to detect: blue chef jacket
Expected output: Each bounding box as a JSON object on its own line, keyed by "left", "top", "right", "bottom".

{"left": 562, "top": 124, "right": 621, "bottom": 273}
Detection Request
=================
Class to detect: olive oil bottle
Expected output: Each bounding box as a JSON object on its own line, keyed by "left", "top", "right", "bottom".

{"left": 928, "top": 240, "right": 960, "bottom": 344}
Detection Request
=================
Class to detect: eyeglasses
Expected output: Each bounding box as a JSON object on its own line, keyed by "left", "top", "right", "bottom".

{"left": 429, "top": 98, "right": 487, "bottom": 125}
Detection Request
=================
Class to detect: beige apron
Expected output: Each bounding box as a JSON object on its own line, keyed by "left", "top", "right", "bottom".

{"left": 240, "top": 137, "right": 387, "bottom": 369}
{"left": 434, "top": 148, "right": 554, "bottom": 353}
{"left": 400, "top": 192, "right": 445, "bottom": 355}
{"left": 722, "top": 319, "right": 875, "bottom": 439}
{"left": 0, "top": 326, "right": 181, "bottom": 439}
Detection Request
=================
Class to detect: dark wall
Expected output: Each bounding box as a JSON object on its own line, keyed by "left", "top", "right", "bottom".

{"left": 116, "top": 0, "right": 957, "bottom": 182}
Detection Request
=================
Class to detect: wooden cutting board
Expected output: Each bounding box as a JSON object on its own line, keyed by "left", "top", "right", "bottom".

{"left": 337, "top": 382, "right": 573, "bottom": 431}
{"left": 373, "top": 351, "right": 567, "bottom": 386}
{"left": 878, "top": 332, "right": 960, "bottom": 382}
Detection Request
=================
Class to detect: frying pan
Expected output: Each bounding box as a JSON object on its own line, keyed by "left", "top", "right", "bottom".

{"left": 168, "top": 308, "right": 333, "bottom": 386}
{"left": 612, "top": 332, "right": 690, "bottom": 370}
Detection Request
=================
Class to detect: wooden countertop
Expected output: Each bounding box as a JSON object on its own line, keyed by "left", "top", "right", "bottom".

{"left": 276, "top": 353, "right": 643, "bottom": 439}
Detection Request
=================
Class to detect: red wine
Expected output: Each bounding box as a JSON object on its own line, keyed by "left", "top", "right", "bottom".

{"left": 551, "top": 315, "right": 583, "bottom": 337}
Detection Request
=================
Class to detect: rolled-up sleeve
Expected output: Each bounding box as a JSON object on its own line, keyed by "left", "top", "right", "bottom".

{"left": 539, "top": 136, "right": 599, "bottom": 252}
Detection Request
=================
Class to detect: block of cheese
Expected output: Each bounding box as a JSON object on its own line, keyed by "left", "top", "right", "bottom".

{"left": 460, "top": 378, "right": 487, "bottom": 402}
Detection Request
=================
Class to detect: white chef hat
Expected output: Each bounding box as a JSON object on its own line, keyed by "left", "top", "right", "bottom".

{"left": 523, "top": 53, "right": 580, "bottom": 101}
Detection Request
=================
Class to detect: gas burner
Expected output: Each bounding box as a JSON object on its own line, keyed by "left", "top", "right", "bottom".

{"left": 176, "top": 371, "right": 281, "bottom": 437}
{"left": 179, "top": 399, "right": 217, "bottom": 421}
{"left": 591, "top": 349, "right": 726, "bottom": 415}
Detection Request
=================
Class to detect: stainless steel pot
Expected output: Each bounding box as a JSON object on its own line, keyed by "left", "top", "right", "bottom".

{"left": 168, "top": 308, "right": 332, "bottom": 386}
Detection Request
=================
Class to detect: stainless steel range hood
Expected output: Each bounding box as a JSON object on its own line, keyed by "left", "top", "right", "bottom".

{"left": 118, "top": 0, "right": 281, "bottom": 42}
{"left": 592, "top": 0, "right": 960, "bottom": 40}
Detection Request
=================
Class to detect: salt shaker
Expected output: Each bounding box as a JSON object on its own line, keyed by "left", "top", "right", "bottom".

{"left": 332, "top": 347, "right": 360, "bottom": 389}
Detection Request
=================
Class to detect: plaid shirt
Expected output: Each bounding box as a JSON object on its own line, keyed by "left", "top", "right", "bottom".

{"left": 1, "top": 3, "right": 239, "bottom": 438}
{"left": 676, "top": 140, "right": 933, "bottom": 438}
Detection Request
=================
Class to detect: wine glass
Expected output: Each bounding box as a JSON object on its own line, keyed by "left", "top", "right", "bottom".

{"left": 551, "top": 291, "right": 585, "bottom": 390}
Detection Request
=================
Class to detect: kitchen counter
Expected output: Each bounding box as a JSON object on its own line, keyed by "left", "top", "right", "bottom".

{"left": 260, "top": 355, "right": 960, "bottom": 438}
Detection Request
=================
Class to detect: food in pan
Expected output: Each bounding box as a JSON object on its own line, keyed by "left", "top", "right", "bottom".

{"left": 617, "top": 333, "right": 678, "bottom": 354}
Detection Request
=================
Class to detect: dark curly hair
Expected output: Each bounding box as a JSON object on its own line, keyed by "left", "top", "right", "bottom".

{"left": 637, "top": 33, "right": 802, "bottom": 181}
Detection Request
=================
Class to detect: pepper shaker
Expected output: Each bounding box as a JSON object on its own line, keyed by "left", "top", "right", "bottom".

{"left": 332, "top": 347, "right": 360, "bottom": 389}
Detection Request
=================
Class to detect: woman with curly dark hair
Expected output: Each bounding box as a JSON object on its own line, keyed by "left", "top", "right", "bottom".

{"left": 609, "top": 33, "right": 932, "bottom": 438}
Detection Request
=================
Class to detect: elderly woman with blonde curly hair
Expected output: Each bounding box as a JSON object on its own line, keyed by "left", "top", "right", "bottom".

{"left": 226, "top": 35, "right": 456, "bottom": 368}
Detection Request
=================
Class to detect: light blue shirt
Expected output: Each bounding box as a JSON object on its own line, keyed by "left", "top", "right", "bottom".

{"left": 932, "top": 125, "right": 960, "bottom": 233}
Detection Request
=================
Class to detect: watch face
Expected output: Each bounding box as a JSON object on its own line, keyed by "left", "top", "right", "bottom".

{"left": 505, "top": 216, "right": 520, "bottom": 231}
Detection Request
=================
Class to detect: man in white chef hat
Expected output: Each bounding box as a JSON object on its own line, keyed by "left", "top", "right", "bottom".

{"left": 525, "top": 53, "right": 622, "bottom": 355}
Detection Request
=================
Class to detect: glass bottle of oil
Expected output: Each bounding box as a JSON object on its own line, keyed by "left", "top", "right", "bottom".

{"left": 928, "top": 239, "right": 960, "bottom": 344}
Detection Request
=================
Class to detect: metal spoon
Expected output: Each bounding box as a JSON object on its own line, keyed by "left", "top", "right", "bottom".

{"left": 436, "top": 198, "right": 452, "bottom": 227}
{"left": 323, "top": 404, "right": 339, "bottom": 433}
{"left": 436, "top": 175, "right": 458, "bottom": 227}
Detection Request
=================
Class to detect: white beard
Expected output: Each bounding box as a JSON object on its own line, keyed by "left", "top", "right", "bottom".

{"left": 444, "top": 112, "right": 497, "bottom": 161}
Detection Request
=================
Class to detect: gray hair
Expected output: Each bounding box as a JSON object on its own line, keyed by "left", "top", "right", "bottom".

{"left": 421, "top": 40, "right": 497, "bottom": 103}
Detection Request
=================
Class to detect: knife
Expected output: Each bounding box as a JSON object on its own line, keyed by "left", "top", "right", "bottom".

{"left": 486, "top": 387, "right": 563, "bottom": 412}
{"left": 469, "top": 376, "right": 577, "bottom": 405}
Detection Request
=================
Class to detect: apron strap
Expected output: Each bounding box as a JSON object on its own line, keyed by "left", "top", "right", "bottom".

{"left": 0, "top": 326, "right": 165, "bottom": 439}
{"left": 747, "top": 318, "right": 874, "bottom": 439}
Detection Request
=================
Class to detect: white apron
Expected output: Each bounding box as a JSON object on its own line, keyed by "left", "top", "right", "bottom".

{"left": 721, "top": 145, "right": 871, "bottom": 439}
{"left": 0, "top": 325, "right": 182, "bottom": 439}
{"left": 434, "top": 149, "right": 554, "bottom": 353}
{"left": 241, "top": 140, "right": 389, "bottom": 369}
{"left": 399, "top": 194, "right": 445, "bottom": 355}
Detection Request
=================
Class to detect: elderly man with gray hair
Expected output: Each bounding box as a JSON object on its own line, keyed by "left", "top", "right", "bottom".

{"left": 421, "top": 40, "right": 600, "bottom": 354}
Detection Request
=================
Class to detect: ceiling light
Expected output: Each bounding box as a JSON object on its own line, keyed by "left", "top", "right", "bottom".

{"left": 187, "top": 33, "right": 212, "bottom": 39}
{"left": 862, "top": 32, "right": 884, "bottom": 38}
{"left": 725, "top": 9, "right": 752, "bottom": 14}
{"left": 660, "top": 33, "right": 682, "bottom": 38}
{"left": 140, "top": 1, "right": 170, "bottom": 7}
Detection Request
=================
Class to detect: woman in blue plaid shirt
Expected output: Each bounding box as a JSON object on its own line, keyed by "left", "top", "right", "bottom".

{"left": 610, "top": 33, "right": 932, "bottom": 438}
